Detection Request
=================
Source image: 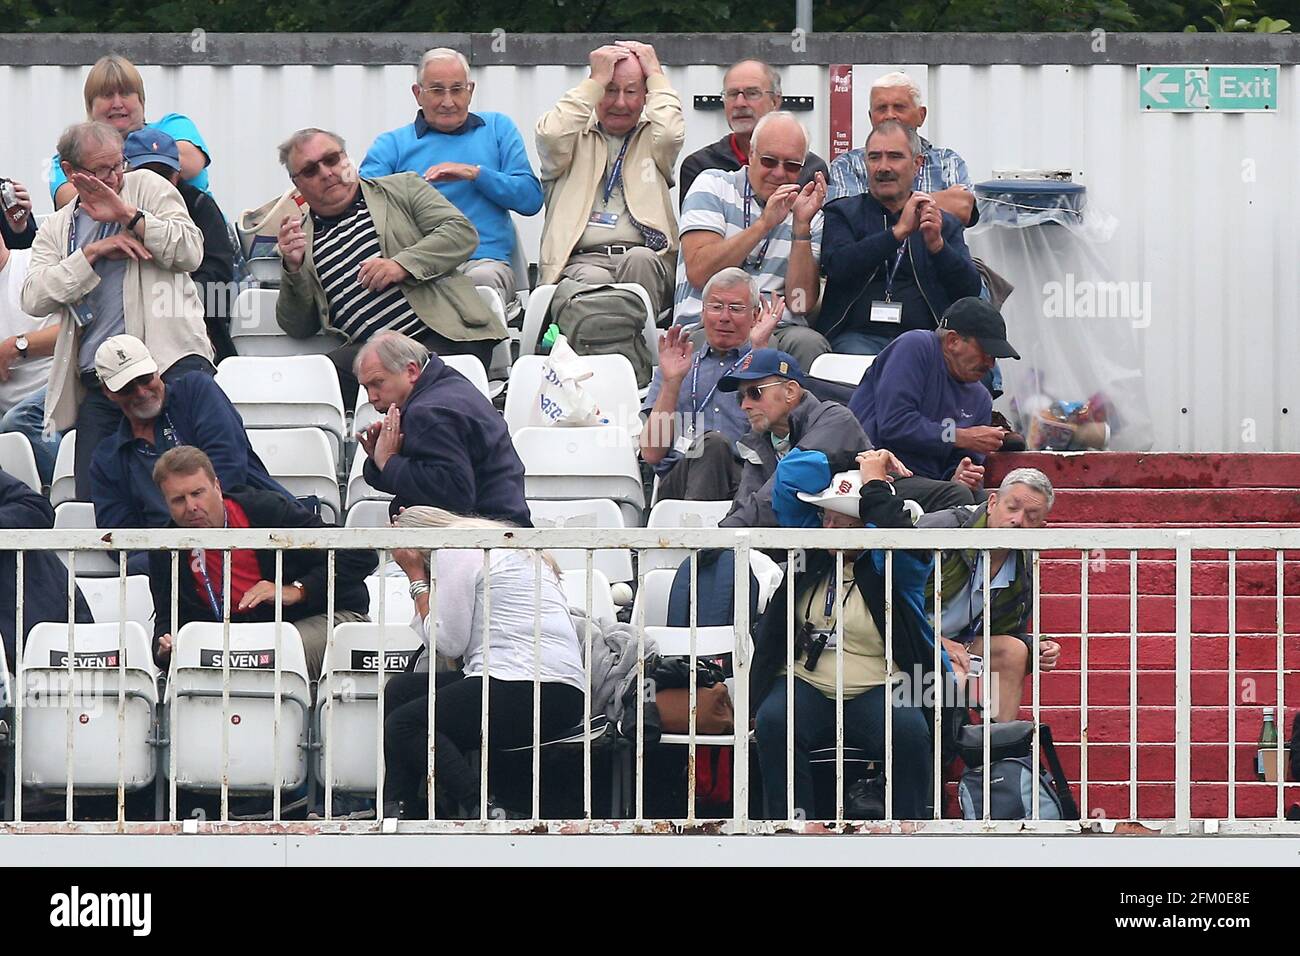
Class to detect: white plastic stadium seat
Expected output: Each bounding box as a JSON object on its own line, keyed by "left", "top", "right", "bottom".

{"left": 512, "top": 426, "right": 645, "bottom": 527}
{"left": 526, "top": 498, "right": 633, "bottom": 583}
{"left": 475, "top": 286, "right": 513, "bottom": 392}
{"left": 808, "top": 353, "right": 874, "bottom": 387}
{"left": 0, "top": 431, "right": 41, "bottom": 493}
{"left": 21, "top": 621, "right": 159, "bottom": 792}
{"left": 630, "top": 568, "right": 676, "bottom": 628}
{"left": 365, "top": 573, "right": 416, "bottom": 628}
{"left": 518, "top": 282, "right": 659, "bottom": 365}
{"left": 168, "top": 621, "right": 311, "bottom": 793}
{"left": 246, "top": 427, "right": 342, "bottom": 522}
{"left": 76, "top": 575, "right": 156, "bottom": 630}
{"left": 216, "top": 355, "right": 346, "bottom": 461}
{"left": 229, "top": 288, "right": 338, "bottom": 357}
{"left": 315, "top": 622, "right": 423, "bottom": 793}
{"left": 345, "top": 449, "right": 392, "bottom": 510}
{"left": 53, "top": 501, "right": 119, "bottom": 576}
{"left": 558, "top": 568, "right": 618, "bottom": 623}
{"left": 642, "top": 499, "right": 735, "bottom": 572}
{"left": 345, "top": 499, "right": 394, "bottom": 528}
{"left": 49, "top": 430, "right": 77, "bottom": 506}
{"left": 503, "top": 353, "right": 643, "bottom": 437}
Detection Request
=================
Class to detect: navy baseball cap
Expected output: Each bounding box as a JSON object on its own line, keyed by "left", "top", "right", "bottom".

{"left": 123, "top": 128, "right": 181, "bottom": 173}
{"left": 718, "top": 348, "right": 805, "bottom": 392}
{"left": 938, "top": 297, "right": 1021, "bottom": 360}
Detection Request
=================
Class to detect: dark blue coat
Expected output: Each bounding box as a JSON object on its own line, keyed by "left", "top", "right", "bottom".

{"left": 90, "top": 372, "right": 294, "bottom": 530}
{"left": 0, "top": 470, "right": 92, "bottom": 666}
{"left": 363, "top": 355, "right": 531, "bottom": 526}
{"left": 817, "top": 190, "right": 981, "bottom": 342}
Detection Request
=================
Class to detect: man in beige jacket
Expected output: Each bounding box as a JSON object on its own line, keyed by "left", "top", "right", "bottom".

{"left": 22, "top": 121, "right": 214, "bottom": 498}
{"left": 275, "top": 128, "right": 501, "bottom": 405}
{"left": 535, "top": 40, "right": 684, "bottom": 317}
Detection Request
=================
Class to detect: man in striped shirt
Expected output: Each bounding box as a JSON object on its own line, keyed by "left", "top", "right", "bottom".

{"left": 673, "top": 111, "right": 830, "bottom": 373}
{"left": 275, "top": 128, "right": 502, "bottom": 407}
{"left": 827, "top": 71, "right": 977, "bottom": 228}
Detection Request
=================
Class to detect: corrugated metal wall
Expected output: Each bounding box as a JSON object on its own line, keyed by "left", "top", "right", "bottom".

{"left": 0, "top": 56, "right": 1295, "bottom": 452}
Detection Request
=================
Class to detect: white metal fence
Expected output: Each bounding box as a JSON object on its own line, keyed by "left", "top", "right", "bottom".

{"left": 1, "top": 525, "right": 1296, "bottom": 835}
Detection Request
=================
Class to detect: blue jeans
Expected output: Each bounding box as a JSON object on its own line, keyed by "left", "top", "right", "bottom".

{"left": 1, "top": 386, "right": 61, "bottom": 485}
{"left": 828, "top": 330, "right": 897, "bottom": 356}
{"left": 755, "top": 676, "right": 932, "bottom": 819}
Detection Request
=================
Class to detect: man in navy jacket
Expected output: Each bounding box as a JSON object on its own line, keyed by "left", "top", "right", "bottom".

{"left": 817, "top": 121, "right": 981, "bottom": 354}
{"left": 0, "top": 468, "right": 92, "bottom": 665}
{"left": 356, "top": 330, "right": 530, "bottom": 526}
{"left": 89, "top": 335, "right": 293, "bottom": 531}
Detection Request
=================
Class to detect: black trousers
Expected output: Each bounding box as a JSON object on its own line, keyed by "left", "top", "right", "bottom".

{"left": 74, "top": 353, "right": 217, "bottom": 500}
{"left": 330, "top": 331, "right": 498, "bottom": 412}
{"left": 383, "top": 671, "right": 584, "bottom": 811}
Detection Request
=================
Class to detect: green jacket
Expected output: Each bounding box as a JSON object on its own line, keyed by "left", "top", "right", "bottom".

{"left": 921, "top": 501, "right": 1034, "bottom": 639}
{"left": 276, "top": 172, "right": 504, "bottom": 344}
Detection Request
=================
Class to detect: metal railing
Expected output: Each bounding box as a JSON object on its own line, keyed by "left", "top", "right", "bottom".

{"left": 1, "top": 525, "right": 1296, "bottom": 835}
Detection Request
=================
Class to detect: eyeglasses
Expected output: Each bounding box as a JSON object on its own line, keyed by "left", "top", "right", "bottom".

{"left": 722, "top": 87, "right": 774, "bottom": 102}
{"left": 73, "top": 159, "right": 127, "bottom": 181}
{"left": 703, "top": 302, "right": 753, "bottom": 317}
{"left": 292, "top": 150, "right": 346, "bottom": 181}
{"left": 419, "top": 83, "right": 474, "bottom": 99}
{"left": 739, "top": 381, "right": 787, "bottom": 402}
{"left": 757, "top": 154, "right": 804, "bottom": 175}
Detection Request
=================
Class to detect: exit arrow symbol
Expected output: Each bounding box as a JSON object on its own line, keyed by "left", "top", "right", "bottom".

{"left": 1143, "top": 71, "right": 1181, "bottom": 104}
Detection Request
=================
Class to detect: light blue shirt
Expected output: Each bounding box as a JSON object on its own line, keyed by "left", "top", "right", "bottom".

{"left": 50, "top": 113, "right": 212, "bottom": 199}
{"left": 827, "top": 136, "right": 971, "bottom": 204}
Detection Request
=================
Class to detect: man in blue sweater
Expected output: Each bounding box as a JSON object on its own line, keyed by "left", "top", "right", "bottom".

{"left": 849, "top": 298, "right": 1018, "bottom": 489}
{"left": 360, "top": 47, "right": 542, "bottom": 314}
{"left": 89, "top": 334, "right": 294, "bottom": 531}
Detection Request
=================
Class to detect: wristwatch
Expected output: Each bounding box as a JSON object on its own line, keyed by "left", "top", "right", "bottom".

{"left": 14, "top": 335, "right": 28, "bottom": 358}
{"left": 126, "top": 209, "right": 145, "bottom": 232}
{"left": 290, "top": 580, "right": 306, "bottom": 598}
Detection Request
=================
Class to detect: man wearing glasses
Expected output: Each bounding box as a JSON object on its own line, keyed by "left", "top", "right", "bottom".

{"left": 274, "top": 127, "right": 502, "bottom": 404}
{"left": 678, "top": 59, "right": 829, "bottom": 208}
{"left": 22, "top": 121, "right": 214, "bottom": 499}
{"left": 360, "top": 48, "right": 542, "bottom": 315}
{"left": 675, "top": 110, "right": 830, "bottom": 373}
{"left": 535, "top": 41, "right": 684, "bottom": 317}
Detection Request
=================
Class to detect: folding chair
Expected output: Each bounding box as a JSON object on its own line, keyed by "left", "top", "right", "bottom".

{"left": 215, "top": 355, "right": 346, "bottom": 462}
{"left": 512, "top": 426, "right": 645, "bottom": 527}
{"left": 246, "top": 427, "right": 342, "bottom": 522}
{"left": 0, "top": 432, "right": 40, "bottom": 493}
{"left": 526, "top": 498, "right": 633, "bottom": 583}
{"left": 228, "top": 288, "right": 339, "bottom": 357}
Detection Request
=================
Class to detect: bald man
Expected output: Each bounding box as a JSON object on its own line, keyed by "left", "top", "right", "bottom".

{"left": 535, "top": 41, "right": 684, "bottom": 316}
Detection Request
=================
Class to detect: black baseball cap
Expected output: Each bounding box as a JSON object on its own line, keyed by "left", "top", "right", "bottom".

{"left": 939, "top": 297, "right": 1021, "bottom": 360}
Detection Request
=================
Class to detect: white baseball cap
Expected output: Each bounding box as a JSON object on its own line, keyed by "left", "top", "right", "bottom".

{"left": 94, "top": 335, "right": 158, "bottom": 393}
{"left": 796, "top": 470, "right": 864, "bottom": 518}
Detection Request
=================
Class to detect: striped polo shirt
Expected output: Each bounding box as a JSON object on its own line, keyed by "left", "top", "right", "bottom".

{"left": 312, "top": 194, "right": 424, "bottom": 342}
{"left": 672, "top": 167, "right": 824, "bottom": 328}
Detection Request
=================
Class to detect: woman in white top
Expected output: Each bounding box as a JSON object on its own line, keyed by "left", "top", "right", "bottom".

{"left": 386, "top": 506, "right": 586, "bottom": 818}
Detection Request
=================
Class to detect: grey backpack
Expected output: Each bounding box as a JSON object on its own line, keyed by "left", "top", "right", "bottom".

{"left": 957, "top": 721, "right": 1078, "bottom": 820}
{"left": 549, "top": 278, "right": 654, "bottom": 388}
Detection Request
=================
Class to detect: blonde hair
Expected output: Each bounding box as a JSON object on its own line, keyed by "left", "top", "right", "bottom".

{"left": 84, "top": 55, "right": 146, "bottom": 115}
{"left": 395, "top": 506, "right": 562, "bottom": 580}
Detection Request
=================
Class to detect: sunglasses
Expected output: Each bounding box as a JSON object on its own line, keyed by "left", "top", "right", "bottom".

{"left": 739, "top": 381, "right": 787, "bottom": 402}
{"left": 292, "top": 150, "right": 345, "bottom": 181}
{"left": 757, "top": 154, "right": 804, "bottom": 175}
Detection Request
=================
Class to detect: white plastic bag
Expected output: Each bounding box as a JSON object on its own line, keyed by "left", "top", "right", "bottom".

{"left": 534, "top": 335, "right": 609, "bottom": 427}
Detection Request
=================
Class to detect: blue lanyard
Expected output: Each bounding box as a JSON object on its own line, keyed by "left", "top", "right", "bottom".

{"left": 192, "top": 505, "right": 229, "bottom": 618}
{"left": 882, "top": 215, "right": 907, "bottom": 301}
{"left": 601, "top": 135, "right": 632, "bottom": 207}
{"left": 742, "top": 178, "right": 773, "bottom": 266}
{"left": 690, "top": 344, "right": 752, "bottom": 417}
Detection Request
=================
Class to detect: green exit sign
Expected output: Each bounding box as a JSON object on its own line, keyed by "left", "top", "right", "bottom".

{"left": 1139, "top": 65, "right": 1278, "bottom": 112}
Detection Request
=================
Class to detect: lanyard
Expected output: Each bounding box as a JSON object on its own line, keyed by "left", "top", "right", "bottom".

{"left": 742, "top": 178, "right": 773, "bottom": 266}
{"left": 67, "top": 201, "right": 120, "bottom": 256}
{"left": 882, "top": 215, "right": 906, "bottom": 302}
{"left": 192, "top": 504, "right": 229, "bottom": 618}
{"left": 601, "top": 135, "right": 632, "bottom": 207}
{"left": 690, "top": 344, "right": 752, "bottom": 417}
{"left": 804, "top": 569, "right": 855, "bottom": 627}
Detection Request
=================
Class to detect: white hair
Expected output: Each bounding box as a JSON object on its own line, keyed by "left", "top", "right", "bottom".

{"left": 417, "top": 47, "right": 471, "bottom": 84}
{"left": 749, "top": 110, "right": 808, "bottom": 160}
{"left": 870, "top": 71, "right": 924, "bottom": 108}
{"left": 997, "top": 468, "right": 1056, "bottom": 511}
{"left": 701, "top": 267, "right": 760, "bottom": 310}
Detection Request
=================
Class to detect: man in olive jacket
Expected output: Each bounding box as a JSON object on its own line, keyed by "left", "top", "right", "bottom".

{"left": 274, "top": 127, "right": 504, "bottom": 403}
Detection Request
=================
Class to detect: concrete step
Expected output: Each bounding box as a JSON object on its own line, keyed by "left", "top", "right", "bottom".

{"left": 1038, "top": 593, "right": 1300, "bottom": 632}
{"left": 1032, "top": 669, "right": 1300, "bottom": 707}
{"left": 1050, "top": 488, "right": 1300, "bottom": 524}
{"left": 1017, "top": 705, "right": 1295, "bottom": 744}
{"left": 986, "top": 452, "right": 1300, "bottom": 490}
{"left": 1039, "top": 558, "right": 1300, "bottom": 596}
{"left": 1044, "top": 634, "right": 1300, "bottom": 670}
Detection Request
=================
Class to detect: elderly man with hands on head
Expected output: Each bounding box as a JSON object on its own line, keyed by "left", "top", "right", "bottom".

{"left": 535, "top": 40, "right": 684, "bottom": 317}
